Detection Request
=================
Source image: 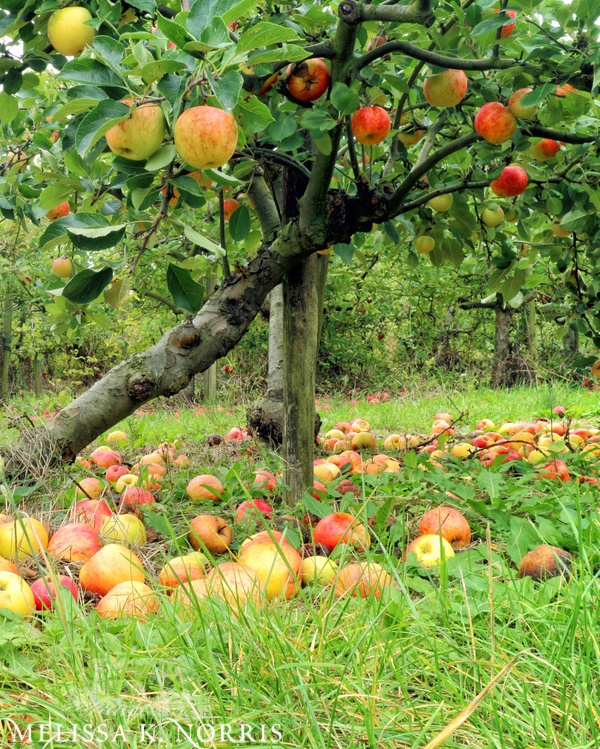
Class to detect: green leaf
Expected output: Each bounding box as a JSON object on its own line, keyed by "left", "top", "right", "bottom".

{"left": 166, "top": 264, "right": 204, "bottom": 314}
{"left": 92, "top": 36, "right": 124, "bottom": 67}
{"left": 0, "top": 92, "right": 18, "bottom": 124}
{"left": 144, "top": 144, "right": 177, "bottom": 172}
{"left": 39, "top": 183, "right": 76, "bottom": 210}
{"left": 500, "top": 269, "right": 525, "bottom": 302}
{"left": 300, "top": 108, "right": 337, "bottom": 131}
{"left": 183, "top": 226, "right": 225, "bottom": 257}
{"left": 301, "top": 494, "right": 333, "bottom": 519}
{"left": 313, "top": 133, "right": 332, "bottom": 155}
{"left": 330, "top": 82, "right": 359, "bottom": 116}
{"left": 229, "top": 204, "right": 251, "bottom": 241}
{"left": 156, "top": 12, "right": 192, "bottom": 47}
{"left": 103, "top": 278, "right": 130, "bottom": 308}
{"left": 470, "top": 14, "right": 514, "bottom": 36}
{"left": 519, "top": 84, "right": 556, "bottom": 108}
{"left": 39, "top": 213, "right": 117, "bottom": 252}
{"left": 3, "top": 67, "right": 22, "bottom": 95}
{"left": 66, "top": 225, "right": 127, "bottom": 252}
{"left": 235, "top": 96, "right": 274, "bottom": 134}
{"left": 141, "top": 60, "right": 188, "bottom": 84}
{"left": 236, "top": 22, "right": 299, "bottom": 53}
{"left": 75, "top": 99, "right": 131, "bottom": 157}
{"left": 477, "top": 470, "right": 505, "bottom": 500}
{"left": 58, "top": 59, "right": 126, "bottom": 88}
{"left": 248, "top": 44, "right": 309, "bottom": 65}
{"left": 208, "top": 70, "right": 243, "bottom": 114}
{"left": 334, "top": 243, "right": 354, "bottom": 263}
{"left": 560, "top": 208, "right": 589, "bottom": 232}
{"left": 63, "top": 268, "right": 114, "bottom": 305}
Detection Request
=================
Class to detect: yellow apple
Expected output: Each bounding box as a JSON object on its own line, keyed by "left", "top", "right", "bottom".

{"left": 405, "top": 534, "right": 455, "bottom": 567}
{"left": 174, "top": 106, "right": 238, "bottom": 170}
{"left": 299, "top": 556, "right": 338, "bottom": 586}
{"left": 0, "top": 518, "right": 48, "bottom": 562}
{"left": 481, "top": 206, "right": 504, "bottom": 228}
{"left": 47, "top": 7, "right": 96, "bottom": 57}
{"left": 96, "top": 580, "right": 158, "bottom": 620}
{"left": 105, "top": 99, "right": 166, "bottom": 161}
{"left": 0, "top": 572, "right": 35, "bottom": 616}
{"left": 427, "top": 194, "right": 453, "bottom": 212}
{"left": 100, "top": 515, "right": 146, "bottom": 548}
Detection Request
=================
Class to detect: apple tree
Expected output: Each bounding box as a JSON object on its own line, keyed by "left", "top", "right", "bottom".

{"left": 0, "top": 0, "right": 598, "bottom": 494}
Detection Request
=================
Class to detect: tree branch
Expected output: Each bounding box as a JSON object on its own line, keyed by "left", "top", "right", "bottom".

{"left": 142, "top": 291, "right": 190, "bottom": 317}
{"left": 397, "top": 180, "right": 490, "bottom": 215}
{"left": 248, "top": 173, "right": 281, "bottom": 242}
{"left": 525, "top": 125, "right": 597, "bottom": 145}
{"left": 239, "top": 148, "right": 312, "bottom": 179}
{"left": 338, "top": 0, "right": 435, "bottom": 27}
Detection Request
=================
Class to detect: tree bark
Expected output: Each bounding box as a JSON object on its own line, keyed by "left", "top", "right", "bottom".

{"left": 283, "top": 254, "right": 322, "bottom": 504}
{"left": 33, "top": 354, "right": 43, "bottom": 398}
{"left": 491, "top": 299, "right": 513, "bottom": 387}
{"left": 563, "top": 326, "right": 579, "bottom": 357}
{"left": 202, "top": 273, "right": 219, "bottom": 402}
{"left": 1, "top": 293, "right": 13, "bottom": 402}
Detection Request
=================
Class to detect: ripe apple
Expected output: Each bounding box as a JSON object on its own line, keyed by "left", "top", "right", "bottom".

{"left": 313, "top": 513, "right": 370, "bottom": 552}
{"left": 30, "top": 575, "right": 79, "bottom": 611}
{"left": 100, "top": 514, "right": 146, "bottom": 547}
{"left": 299, "top": 556, "right": 338, "bottom": 586}
{"left": 313, "top": 463, "right": 335, "bottom": 483}
{"left": 97, "top": 580, "right": 158, "bottom": 620}
{"left": 75, "top": 477, "right": 106, "bottom": 500}
{"left": 91, "top": 449, "right": 122, "bottom": 469}
{"left": 397, "top": 113, "right": 426, "bottom": 146}
{"left": 189, "top": 514, "right": 232, "bottom": 554}
{"left": 550, "top": 218, "right": 571, "bottom": 237}
{"left": 285, "top": 58, "right": 330, "bottom": 102}
{"left": 351, "top": 106, "right": 391, "bottom": 145}
{"left": 366, "top": 34, "right": 386, "bottom": 51}
{"left": 159, "top": 552, "right": 207, "bottom": 590}
{"left": 47, "top": 6, "right": 96, "bottom": 57}
{"left": 481, "top": 206, "right": 504, "bottom": 228}
{"left": 0, "top": 572, "right": 35, "bottom": 616}
{"left": 0, "top": 557, "right": 19, "bottom": 575}
{"left": 186, "top": 474, "right": 224, "bottom": 502}
{"left": 51, "top": 258, "right": 72, "bottom": 278}
{"left": 350, "top": 432, "right": 377, "bottom": 451}
{"left": 507, "top": 88, "right": 538, "bottom": 119}
{"left": 206, "top": 562, "right": 265, "bottom": 611}
{"left": 556, "top": 83, "right": 577, "bottom": 97}
{"left": 474, "top": 102, "right": 517, "bottom": 144}
{"left": 236, "top": 499, "right": 273, "bottom": 522}
{"left": 418, "top": 506, "right": 471, "bottom": 548}
{"left": 106, "top": 430, "right": 128, "bottom": 445}
{"left": 490, "top": 165, "right": 528, "bottom": 197}
{"left": 105, "top": 98, "right": 166, "bottom": 161}
{"left": 494, "top": 8, "right": 516, "bottom": 37}
{"left": 79, "top": 543, "right": 145, "bottom": 597}
{"left": 105, "top": 464, "right": 129, "bottom": 484}
{"left": 529, "top": 139, "right": 562, "bottom": 161}
{"left": 333, "top": 562, "right": 393, "bottom": 598}
{"left": 119, "top": 487, "right": 155, "bottom": 509}
{"left": 237, "top": 533, "right": 302, "bottom": 600}
{"left": 518, "top": 545, "right": 571, "bottom": 581}
{"left": 538, "top": 459, "right": 570, "bottom": 482}
{"left": 75, "top": 498, "right": 113, "bottom": 531}
{"left": 222, "top": 198, "right": 239, "bottom": 220}
{"left": 423, "top": 69, "right": 468, "bottom": 108}
{"left": 252, "top": 469, "right": 277, "bottom": 493}
{"left": 174, "top": 105, "right": 238, "bottom": 169}
{"left": 405, "top": 534, "right": 455, "bottom": 566}
{"left": 415, "top": 235, "right": 435, "bottom": 254}
{"left": 48, "top": 522, "right": 102, "bottom": 562}
{"left": 0, "top": 518, "right": 48, "bottom": 562}
{"left": 427, "top": 194, "right": 453, "bottom": 212}
{"left": 46, "top": 202, "right": 70, "bottom": 221}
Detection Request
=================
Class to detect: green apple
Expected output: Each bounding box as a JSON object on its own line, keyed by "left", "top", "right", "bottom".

{"left": 481, "top": 206, "right": 504, "bottom": 228}
{"left": 427, "top": 194, "right": 453, "bottom": 212}
{"left": 415, "top": 235, "right": 436, "bottom": 254}
{"left": 299, "top": 556, "right": 338, "bottom": 586}
{"left": 105, "top": 99, "right": 166, "bottom": 162}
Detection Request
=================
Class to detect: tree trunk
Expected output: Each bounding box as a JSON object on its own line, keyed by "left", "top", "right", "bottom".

{"left": 1, "top": 293, "right": 13, "bottom": 402}
{"left": 283, "top": 254, "right": 322, "bottom": 504}
{"left": 202, "top": 273, "right": 219, "bottom": 403}
{"left": 525, "top": 300, "right": 538, "bottom": 361}
{"left": 491, "top": 300, "right": 513, "bottom": 387}
{"left": 33, "top": 354, "right": 43, "bottom": 397}
{"left": 563, "top": 326, "right": 579, "bottom": 357}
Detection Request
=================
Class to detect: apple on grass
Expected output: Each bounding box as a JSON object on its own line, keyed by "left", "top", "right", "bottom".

{"left": 313, "top": 513, "right": 370, "bottom": 553}
{"left": 47, "top": 6, "right": 96, "bottom": 57}
{"left": 206, "top": 562, "right": 265, "bottom": 612}
{"left": 518, "top": 545, "right": 571, "bottom": 581}
{"left": 96, "top": 580, "right": 158, "bottom": 620}
{"left": 79, "top": 543, "right": 145, "bottom": 597}
{"left": 236, "top": 500, "right": 273, "bottom": 522}
{"left": 106, "top": 464, "right": 129, "bottom": 484}
{"left": 299, "top": 556, "right": 338, "bottom": 586}
{"left": 159, "top": 552, "right": 207, "bottom": 591}
{"left": 0, "top": 518, "right": 49, "bottom": 562}
{"left": 174, "top": 106, "right": 238, "bottom": 169}
{"left": 0, "top": 572, "right": 35, "bottom": 617}
{"left": 285, "top": 59, "right": 330, "bottom": 102}
{"left": 75, "top": 498, "right": 113, "bottom": 531}
{"left": 189, "top": 515, "right": 232, "bottom": 554}
{"left": 47, "top": 522, "right": 101, "bottom": 562}
{"left": 100, "top": 514, "right": 147, "bottom": 548}
{"left": 186, "top": 474, "right": 224, "bottom": 502}
{"left": 405, "top": 534, "right": 455, "bottom": 566}
{"left": 474, "top": 102, "right": 517, "bottom": 144}
{"left": 105, "top": 99, "right": 166, "bottom": 162}
{"left": 75, "top": 477, "right": 106, "bottom": 500}
{"left": 30, "top": 575, "right": 79, "bottom": 611}
{"left": 0, "top": 557, "right": 19, "bottom": 575}
{"left": 418, "top": 506, "right": 471, "bottom": 548}
{"left": 423, "top": 69, "right": 468, "bottom": 108}
{"left": 351, "top": 106, "right": 391, "bottom": 146}
{"left": 333, "top": 562, "right": 393, "bottom": 598}
{"left": 237, "top": 532, "right": 302, "bottom": 600}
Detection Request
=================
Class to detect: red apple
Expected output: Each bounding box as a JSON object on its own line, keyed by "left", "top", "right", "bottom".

{"left": 423, "top": 69, "right": 468, "bottom": 108}
{"left": 75, "top": 477, "right": 106, "bottom": 500}
{"left": 351, "top": 106, "right": 391, "bottom": 145}
{"left": 174, "top": 106, "right": 238, "bottom": 169}
{"left": 30, "top": 575, "right": 79, "bottom": 611}
{"left": 105, "top": 464, "right": 129, "bottom": 484}
{"left": 418, "top": 506, "right": 471, "bottom": 548}
{"left": 186, "top": 474, "right": 224, "bottom": 502}
{"left": 159, "top": 552, "right": 206, "bottom": 590}
{"left": 529, "top": 139, "right": 562, "bottom": 161}
{"left": 92, "top": 449, "right": 122, "bottom": 469}
{"left": 222, "top": 198, "right": 239, "bottom": 221}
{"left": 474, "top": 102, "right": 518, "bottom": 144}
{"left": 252, "top": 470, "right": 277, "bottom": 492}
{"left": 46, "top": 202, "right": 70, "bottom": 221}
{"left": 490, "top": 165, "right": 528, "bottom": 197}
{"left": 236, "top": 499, "right": 273, "bottom": 522}
{"left": 313, "top": 513, "right": 370, "bottom": 552}
{"left": 518, "top": 545, "right": 571, "bottom": 581}
{"left": 119, "top": 486, "right": 156, "bottom": 508}
{"left": 494, "top": 8, "right": 516, "bottom": 37}
{"left": 47, "top": 522, "right": 101, "bottom": 562}
{"left": 538, "top": 459, "right": 570, "bottom": 482}
{"left": 74, "top": 499, "right": 113, "bottom": 531}
{"left": 189, "top": 514, "right": 232, "bottom": 554}
{"left": 285, "top": 58, "right": 330, "bottom": 102}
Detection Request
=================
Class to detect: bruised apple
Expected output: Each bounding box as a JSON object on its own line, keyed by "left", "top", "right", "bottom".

{"left": 518, "top": 545, "right": 572, "bottom": 581}
{"left": 285, "top": 58, "right": 329, "bottom": 102}
{"left": 313, "top": 513, "right": 370, "bottom": 552}
{"left": 189, "top": 515, "right": 232, "bottom": 554}
{"left": 418, "top": 506, "right": 471, "bottom": 548}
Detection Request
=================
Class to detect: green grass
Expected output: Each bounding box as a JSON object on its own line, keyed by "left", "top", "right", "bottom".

{"left": 2, "top": 383, "right": 600, "bottom": 748}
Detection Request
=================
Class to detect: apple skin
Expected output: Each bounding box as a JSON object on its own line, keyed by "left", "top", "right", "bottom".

{"left": 428, "top": 194, "right": 453, "bottom": 212}
{"left": 415, "top": 235, "right": 435, "bottom": 254}
{"left": 189, "top": 514, "right": 232, "bottom": 554}
{"left": 237, "top": 533, "right": 301, "bottom": 600}
{"left": 507, "top": 88, "right": 538, "bottom": 119}
{"left": 75, "top": 498, "right": 113, "bottom": 531}
{"left": 299, "top": 556, "right": 338, "bottom": 586}
{"left": 206, "top": 562, "right": 265, "bottom": 611}
{"left": 47, "top": 7, "right": 96, "bottom": 57}
{"left": 106, "top": 430, "right": 128, "bottom": 445}
{"left": 529, "top": 139, "right": 562, "bottom": 161}
{"left": 159, "top": 552, "right": 207, "bottom": 590}
{"left": 538, "top": 459, "right": 570, "bottom": 482}
{"left": 75, "top": 477, "right": 106, "bottom": 500}
{"left": 105, "top": 99, "right": 166, "bottom": 161}
{"left": 47, "top": 522, "right": 102, "bottom": 562}
{"left": 0, "top": 557, "right": 19, "bottom": 575}
{"left": 474, "top": 102, "right": 517, "bottom": 144}
{"left": 351, "top": 106, "right": 391, "bottom": 146}
{"left": 518, "top": 545, "right": 571, "bottom": 581}
{"left": 51, "top": 258, "right": 72, "bottom": 278}
{"left": 0, "top": 572, "right": 35, "bottom": 617}
{"left": 236, "top": 500, "right": 273, "bottom": 522}
{"left": 252, "top": 470, "right": 277, "bottom": 492}
{"left": 174, "top": 105, "right": 238, "bottom": 169}
{"left": 481, "top": 206, "right": 504, "bottom": 228}
{"left": 418, "top": 506, "right": 471, "bottom": 548}
{"left": 423, "top": 69, "right": 468, "bottom": 108}
{"left": 186, "top": 474, "right": 224, "bottom": 502}
{"left": 405, "top": 534, "right": 455, "bottom": 566}
{"left": 119, "top": 487, "right": 156, "bottom": 509}
{"left": 494, "top": 8, "right": 516, "bottom": 37}
{"left": 285, "top": 58, "right": 330, "bottom": 102}
{"left": 0, "top": 518, "right": 49, "bottom": 562}
{"left": 490, "top": 165, "right": 528, "bottom": 197}
{"left": 46, "top": 202, "right": 70, "bottom": 221}
{"left": 222, "top": 198, "right": 239, "bottom": 221}
{"left": 97, "top": 580, "right": 158, "bottom": 620}
{"left": 100, "top": 514, "right": 147, "bottom": 547}
{"left": 333, "top": 562, "right": 393, "bottom": 598}
{"left": 91, "top": 449, "right": 122, "bottom": 469}
{"left": 105, "top": 464, "right": 129, "bottom": 484}
{"left": 313, "top": 513, "right": 370, "bottom": 553}
{"left": 79, "top": 543, "right": 145, "bottom": 597}
{"left": 30, "top": 575, "right": 79, "bottom": 611}
{"left": 350, "top": 432, "right": 377, "bottom": 451}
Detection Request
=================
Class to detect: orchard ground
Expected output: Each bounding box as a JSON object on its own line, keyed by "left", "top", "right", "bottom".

{"left": 2, "top": 382, "right": 600, "bottom": 748}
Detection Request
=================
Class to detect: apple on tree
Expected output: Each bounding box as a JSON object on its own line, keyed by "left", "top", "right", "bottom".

{"left": 481, "top": 205, "right": 504, "bottom": 228}
{"left": 105, "top": 99, "right": 167, "bottom": 162}
{"left": 423, "top": 69, "right": 468, "bottom": 108}
{"left": 47, "top": 6, "right": 96, "bottom": 57}
{"left": 174, "top": 106, "right": 238, "bottom": 170}
{"left": 490, "top": 165, "right": 528, "bottom": 197}
{"left": 51, "top": 258, "right": 72, "bottom": 278}
{"left": 46, "top": 202, "right": 70, "bottom": 221}
{"left": 474, "top": 102, "right": 518, "bottom": 144}
{"left": 285, "top": 59, "right": 330, "bottom": 102}
{"left": 507, "top": 88, "right": 539, "bottom": 119}
{"left": 351, "top": 106, "right": 391, "bottom": 146}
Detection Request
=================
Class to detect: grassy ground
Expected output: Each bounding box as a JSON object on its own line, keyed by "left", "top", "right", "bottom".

{"left": 1, "top": 383, "right": 600, "bottom": 748}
